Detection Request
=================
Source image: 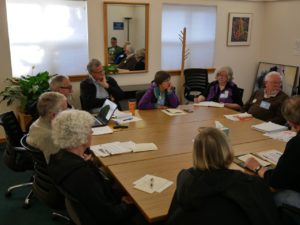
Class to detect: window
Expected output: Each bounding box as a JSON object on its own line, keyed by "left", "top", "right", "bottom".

{"left": 161, "top": 4, "right": 216, "bottom": 70}
{"left": 6, "top": 0, "right": 88, "bottom": 77}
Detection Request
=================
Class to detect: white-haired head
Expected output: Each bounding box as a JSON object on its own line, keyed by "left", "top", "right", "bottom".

{"left": 52, "top": 110, "right": 95, "bottom": 149}
{"left": 264, "top": 71, "right": 282, "bottom": 82}
{"left": 216, "top": 66, "right": 234, "bottom": 82}
{"left": 264, "top": 71, "right": 283, "bottom": 95}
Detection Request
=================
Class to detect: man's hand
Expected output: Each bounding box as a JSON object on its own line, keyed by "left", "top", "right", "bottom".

{"left": 97, "top": 76, "right": 109, "bottom": 89}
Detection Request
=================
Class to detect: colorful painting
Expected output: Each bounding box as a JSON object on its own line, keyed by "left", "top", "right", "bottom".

{"left": 227, "top": 13, "right": 252, "bottom": 46}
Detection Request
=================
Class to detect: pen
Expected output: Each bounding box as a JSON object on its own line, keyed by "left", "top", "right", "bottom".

{"left": 123, "top": 118, "right": 133, "bottom": 121}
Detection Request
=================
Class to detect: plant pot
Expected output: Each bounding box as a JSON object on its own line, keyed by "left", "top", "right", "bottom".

{"left": 18, "top": 111, "right": 32, "bottom": 132}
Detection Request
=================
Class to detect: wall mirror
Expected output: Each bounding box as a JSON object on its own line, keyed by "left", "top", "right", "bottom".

{"left": 103, "top": 2, "right": 149, "bottom": 74}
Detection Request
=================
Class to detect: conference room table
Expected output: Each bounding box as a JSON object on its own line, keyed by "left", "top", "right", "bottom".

{"left": 92, "top": 106, "right": 271, "bottom": 167}
{"left": 92, "top": 105, "right": 287, "bottom": 223}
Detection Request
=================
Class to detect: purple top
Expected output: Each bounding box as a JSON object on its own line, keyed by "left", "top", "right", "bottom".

{"left": 206, "top": 81, "right": 243, "bottom": 106}
{"left": 138, "top": 82, "right": 180, "bottom": 109}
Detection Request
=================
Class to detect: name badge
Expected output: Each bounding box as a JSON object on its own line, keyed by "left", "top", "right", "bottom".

{"left": 220, "top": 90, "right": 229, "bottom": 99}
{"left": 260, "top": 101, "right": 271, "bottom": 110}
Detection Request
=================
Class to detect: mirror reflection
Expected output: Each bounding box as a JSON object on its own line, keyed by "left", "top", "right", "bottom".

{"left": 104, "top": 2, "right": 149, "bottom": 73}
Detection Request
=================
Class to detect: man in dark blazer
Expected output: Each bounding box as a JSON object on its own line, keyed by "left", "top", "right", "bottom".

{"left": 80, "top": 59, "right": 124, "bottom": 112}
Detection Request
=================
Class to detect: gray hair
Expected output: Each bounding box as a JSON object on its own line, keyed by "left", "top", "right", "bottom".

{"left": 52, "top": 110, "right": 95, "bottom": 149}
{"left": 87, "top": 59, "right": 102, "bottom": 74}
{"left": 282, "top": 95, "right": 300, "bottom": 125}
{"left": 126, "top": 45, "right": 135, "bottom": 54}
{"left": 193, "top": 127, "right": 233, "bottom": 170}
{"left": 216, "top": 66, "right": 234, "bottom": 81}
{"left": 37, "top": 92, "right": 66, "bottom": 117}
{"left": 49, "top": 75, "right": 70, "bottom": 91}
{"left": 264, "top": 71, "right": 283, "bottom": 82}
{"left": 135, "top": 48, "right": 145, "bottom": 61}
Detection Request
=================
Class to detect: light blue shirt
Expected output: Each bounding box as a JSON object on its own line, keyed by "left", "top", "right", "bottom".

{"left": 89, "top": 75, "right": 109, "bottom": 113}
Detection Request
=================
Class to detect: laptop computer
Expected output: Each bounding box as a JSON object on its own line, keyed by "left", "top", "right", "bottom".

{"left": 93, "top": 99, "right": 118, "bottom": 127}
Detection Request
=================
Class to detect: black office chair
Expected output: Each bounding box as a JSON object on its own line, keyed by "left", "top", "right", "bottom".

{"left": 184, "top": 68, "right": 209, "bottom": 102}
{"left": 136, "top": 90, "right": 146, "bottom": 106}
{"left": 279, "top": 204, "right": 300, "bottom": 225}
{"left": 0, "top": 111, "right": 34, "bottom": 208}
{"left": 237, "top": 87, "right": 244, "bottom": 100}
{"left": 20, "top": 134, "right": 69, "bottom": 221}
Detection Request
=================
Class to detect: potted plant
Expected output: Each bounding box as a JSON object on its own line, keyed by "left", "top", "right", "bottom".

{"left": 103, "top": 64, "right": 118, "bottom": 75}
{"left": 0, "top": 71, "right": 51, "bottom": 131}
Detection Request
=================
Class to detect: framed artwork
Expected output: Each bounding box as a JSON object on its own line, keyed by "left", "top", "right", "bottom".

{"left": 227, "top": 13, "right": 253, "bottom": 46}
{"left": 254, "top": 62, "right": 299, "bottom": 96}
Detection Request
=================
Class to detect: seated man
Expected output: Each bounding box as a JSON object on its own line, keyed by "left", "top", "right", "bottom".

{"left": 108, "top": 37, "right": 123, "bottom": 64}
{"left": 117, "top": 44, "right": 137, "bottom": 71}
{"left": 243, "top": 71, "right": 288, "bottom": 125}
{"left": 27, "top": 92, "right": 67, "bottom": 163}
{"left": 27, "top": 74, "right": 73, "bottom": 121}
{"left": 80, "top": 59, "right": 125, "bottom": 113}
{"left": 245, "top": 95, "right": 300, "bottom": 210}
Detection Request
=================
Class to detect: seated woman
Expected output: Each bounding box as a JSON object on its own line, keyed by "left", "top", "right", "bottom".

{"left": 167, "top": 127, "right": 280, "bottom": 225}
{"left": 134, "top": 48, "right": 145, "bottom": 70}
{"left": 48, "top": 110, "right": 136, "bottom": 225}
{"left": 138, "top": 71, "right": 180, "bottom": 109}
{"left": 194, "top": 66, "right": 243, "bottom": 110}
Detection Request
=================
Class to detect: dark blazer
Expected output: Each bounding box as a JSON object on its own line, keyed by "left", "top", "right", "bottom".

{"left": 80, "top": 76, "right": 124, "bottom": 112}
{"left": 167, "top": 168, "right": 281, "bottom": 225}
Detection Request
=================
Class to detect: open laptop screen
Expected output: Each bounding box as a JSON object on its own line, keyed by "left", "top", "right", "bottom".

{"left": 94, "top": 99, "right": 117, "bottom": 127}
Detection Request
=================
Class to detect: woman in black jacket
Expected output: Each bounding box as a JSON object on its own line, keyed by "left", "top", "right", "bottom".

{"left": 167, "top": 127, "right": 281, "bottom": 225}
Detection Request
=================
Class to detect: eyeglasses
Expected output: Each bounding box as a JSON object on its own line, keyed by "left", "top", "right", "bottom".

{"left": 60, "top": 85, "right": 72, "bottom": 90}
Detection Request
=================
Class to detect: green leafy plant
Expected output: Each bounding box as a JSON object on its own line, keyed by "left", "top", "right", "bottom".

{"left": 0, "top": 71, "right": 51, "bottom": 113}
{"left": 103, "top": 64, "right": 118, "bottom": 75}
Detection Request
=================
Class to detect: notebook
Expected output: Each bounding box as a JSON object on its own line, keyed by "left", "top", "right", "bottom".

{"left": 93, "top": 99, "right": 118, "bottom": 127}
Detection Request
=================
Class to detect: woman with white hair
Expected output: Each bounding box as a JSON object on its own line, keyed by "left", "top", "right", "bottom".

{"left": 48, "top": 110, "right": 135, "bottom": 225}
{"left": 118, "top": 44, "right": 137, "bottom": 71}
{"left": 194, "top": 66, "right": 243, "bottom": 110}
{"left": 167, "top": 127, "right": 280, "bottom": 225}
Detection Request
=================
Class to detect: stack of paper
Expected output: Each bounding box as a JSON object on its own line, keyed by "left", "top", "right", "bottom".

{"left": 256, "top": 149, "right": 283, "bottom": 165}
{"left": 90, "top": 141, "right": 158, "bottom": 157}
{"left": 237, "top": 154, "right": 271, "bottom": 167}
{"left": 263, "top": 130, "right": 296, "bottom": 142}
{"left": 252, "top": 122, "right": 288, "bottom": 133}
{"left": 194, "top": 101, "right": 224, "bottom": 108}
{"left": 162, "top": 108, "right": 186, "bottom": 116}
{"left": 224, "top": 113, "right": 253, "bottom": 121}
{"left": 92, "top": 126, "right": 113, "bottom": 135}
{"left": 133, "top": 174, "right": 173, "bottom": 194}
{"left": 113, "top": 110, "right": 133, "bottom": 120}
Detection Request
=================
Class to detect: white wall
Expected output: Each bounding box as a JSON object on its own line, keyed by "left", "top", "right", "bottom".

{"left": 1, "top": 0, "right": 300, "bottom": 139}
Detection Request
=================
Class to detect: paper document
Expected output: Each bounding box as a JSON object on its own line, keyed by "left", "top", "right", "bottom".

{"left": 194, "top": 101, "right": 224, "bottom": 108}
{"left": 132, "top": 143, "right": 158, "bottom": 152}
{"left": 92, "top": 126, "right": 113, "bottom": 135}
{"left": 91, "top": 141, "right": 158, "bottom": 157}
{"left": 113, "top": 110, "right": 133, "bottom": 119}
{"left": 252, "top": 122, "right": 288, "bottom": 133}
{"left": 224, "top": 113, "right": 253, "bottom": 121}
{"left": 112, "top": 116, "right": 142, "bottom": 124}
{"left": 162, "top": 108, "right": 186, "bottom": 116}
{"left": 256, "top": 150, "right": 283, "bottom": 165}
{"left": 238, "top": 154, "right": 271, "bottom": 167}
{"left": 133, "top": 174, "right": 173, "bottom": 194}
{"left": 263, "top": 130, "right": 296, "bottom": 142}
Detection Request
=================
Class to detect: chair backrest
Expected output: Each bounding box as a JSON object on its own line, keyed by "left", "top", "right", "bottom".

{"left": 237, "top": 87, "right": 244, "bottom": 100}
{"left": 0, "top": 111, "right": 24, "bottom": 147}
{"left": 184, "top": 68, "right": 208, "bottom": 101}
{"left": 20, "top": 135, "right": 65, "bottom": 210}
{"left": 136, "top": 90, "right": 146, "bottom": 105}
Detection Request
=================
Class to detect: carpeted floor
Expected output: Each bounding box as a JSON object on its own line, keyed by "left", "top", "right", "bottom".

{"left": 0, "top": 143, "right": 68, "bottom": 225}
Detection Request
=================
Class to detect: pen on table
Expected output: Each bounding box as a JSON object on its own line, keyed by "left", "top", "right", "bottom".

{"left": 123, "top": 117, "right": 133, "bottom": 121}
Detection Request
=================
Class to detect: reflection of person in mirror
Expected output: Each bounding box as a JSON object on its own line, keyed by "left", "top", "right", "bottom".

{"left": 134, "top": 48, "right": 145, "bottom": 70}
{"left": 114, "top": 41, "right": 130, "bottom": 65}
{"left": 108, "top": 37, "right": 123, "bottom": 64}
{"left": 117, "top": 44, "right": 137, "bottom": 71}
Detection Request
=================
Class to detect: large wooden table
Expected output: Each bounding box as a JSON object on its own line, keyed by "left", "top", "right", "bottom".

{"left": 92, "top": 106, "right": 287, "bottom": 222}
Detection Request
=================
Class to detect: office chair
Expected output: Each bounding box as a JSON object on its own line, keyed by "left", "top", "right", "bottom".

{"left": 237, "top": 87, "right": 244, "bottom": 100}
{"left": 0, "top": 111, "right": 34, "bottom": 208}
{"left": 136, "top": 90, "right": 146, "bottom": 106}
{"left": 20, "top": 135, "right": 69, "bottom": 222}
{"left": 184, "top": 68, "right": 209, "bottom": 102}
